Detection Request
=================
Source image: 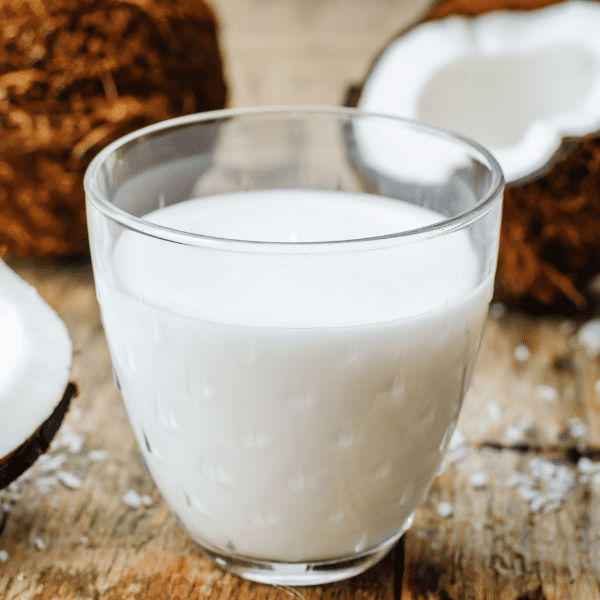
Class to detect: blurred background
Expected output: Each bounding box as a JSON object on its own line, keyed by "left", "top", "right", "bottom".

{"left": 211, "top": 0, "right": 435, "bottom": 107}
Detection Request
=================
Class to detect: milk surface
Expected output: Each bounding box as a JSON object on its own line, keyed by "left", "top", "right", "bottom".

{"left": 95, "top": 189, "right": 492, "bottom": 561}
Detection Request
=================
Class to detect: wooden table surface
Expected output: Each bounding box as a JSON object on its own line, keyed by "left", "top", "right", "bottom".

{"left": 3, "top": 0, "right": 600, "bottom": 598}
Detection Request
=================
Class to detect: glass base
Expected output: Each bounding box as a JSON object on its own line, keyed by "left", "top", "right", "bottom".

{"left": 196, "top": 532, "right": 404, "bottom": 586}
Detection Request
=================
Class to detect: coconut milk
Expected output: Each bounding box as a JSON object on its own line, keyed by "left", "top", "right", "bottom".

{"left": 94, "top": 189, "right": 492, "bottom": 561}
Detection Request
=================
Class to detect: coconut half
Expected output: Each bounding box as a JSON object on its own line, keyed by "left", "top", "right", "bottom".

{"left": 0, "top": 260, "right": 73, "bottom": 489}
{"left": 358, "top": 0, "right": 600, "bottom": 184}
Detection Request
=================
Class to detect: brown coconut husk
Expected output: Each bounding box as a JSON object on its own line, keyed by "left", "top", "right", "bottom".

{"left": 0, "top": 0, "right": 228, "bottom": 259}
{"left": 349, "top": 0, "right": 600, "bottom": 315}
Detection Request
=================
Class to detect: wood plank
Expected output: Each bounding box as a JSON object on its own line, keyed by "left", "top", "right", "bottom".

{"left": 458, "top": 309, "right": 585, "bottom": 448}
{"left": 402, "top": 446, "right": 600, "bottom": 600}
{"left": 4, "top": 0, "right": 600, "bottom": 596}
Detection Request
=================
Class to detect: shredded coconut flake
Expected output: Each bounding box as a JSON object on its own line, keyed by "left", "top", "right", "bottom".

{"left": 505, "top": 426, "right": 524, "bottom": 442}
{"left": 518, "top": 484, "right": 539, "bottom": 501}
{"left": 548, "top": 465, "right": 576, "bottom": 498}
{"left": 36, "top": 475, "right": 58, "bottom": 494}
{"left": 486, "top": 402, "right": 503, "bottom": 420}
{"left": 568, "top": 418, "right": 587, "bottom": 438}
{"left": 437, "top": 501, "right": 453, "bottom": 518}
{"left": 529, "top": 494, "right": 545, "bottom": 513}
{"left": 88, "top": 449, "right": 108, "bottom": 462}
{"left": 578, "top": 457, "right": 596, "bottom": 474}
{"left": 514, "top": 344, "right": 530, "bottom": 362}
{"left": 37, "top": 453, "right": 67, "bottom": 472}
{"left": 448, "top": 429, "right": 468, "bottom": 462}
{"left": 57, "top": 470, "right": 82, "bottom": 490}
{"left": 578, "top": 320, "right": 600, "bottom": 356}
{"left": 54, "top": 424, "right": 86, "bottom": 454}
{"left": 33, "top": 536, "right": 45, "bottom": 550}
{"left": 0, "top": 550, "right": 8, "bottom": 562}
{"left": 122, "top": 489, "right": 143, "bottom": 508}
{"left": 537, "top": 385, "right": 559, "bottom": 403}
{"left": 141, "top": 495, "right": 153, "bottom": 507}
{"left": 506, "top": 472, "right": 534, "bottom": 488}
{"left": 544, "top": 498, "right": 562, "bottom": 512}
{"left": 469, "top": 472, "right": 489, "bottom": 489}
{"left": 449, "top": 428, "right": 466, "bottom": 450}
{"left": 489, "top": 303, "right": 506, "bottom": 319}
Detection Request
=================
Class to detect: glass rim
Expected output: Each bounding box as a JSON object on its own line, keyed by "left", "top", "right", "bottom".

{"left": 84, "top": 105, "right": 504, "bottom": 251}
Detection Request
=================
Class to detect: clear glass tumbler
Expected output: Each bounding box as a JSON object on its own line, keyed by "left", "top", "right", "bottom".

{"left": 84, "top": 107, "right": 503, "bottom": 586}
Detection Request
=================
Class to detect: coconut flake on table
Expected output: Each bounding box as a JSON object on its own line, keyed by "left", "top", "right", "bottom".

{"left": 577, "top": 457, "right": 600, "bottom": 475}
{"left": 36, "top": 475, "right": 58, "bottom": 494}
{"left": 567, "top": 418, "right": 588, "bottom": 438}
{"left": 33, "top": 536, "right": 45, "bottom": 551}
{"left": 447, "top": 428, "right": 468, "bottom": 463}
{"left": 88, "top": 449, "right": 109, "bottom": 462}
{"left": 53, "top": 424, "right": 85, "bottom": 454}
{"left": 436, "top": 501, "right": 454, "bottom": 518}
{"left": 486, "top": 401, "right": 503, "bottom": 420}
{"left": 488, "top": 303, "right": 506, "bottom": 319}
{"left": 504, "top": 417, "right": 538, "bottom": 443}
{"left": 506, "top": 472, "right": 534, "bottom": 489}
{"left": 56, "top": 470, "right": 82, "bottom": 490}
{"left": 122, "top": 489, "right": 143, "bottom": 508}
{"left": 37, "top": 452, "right": 67, "bottom": 472}
{"left": 514, "top": 344, "right": 531, "bottom": 362}
{"left": 537, "top": 385, "right": 559, "bottom": 403}
{"left": 469, "top": 472, "right": 489, "bottom": 489}
{"left": 577, "top": 320, "right": 600, "bottom": 356}
{"left": 508, "top": 458, "right": 576, "bottom": 512}
{"left": 69, "top": 408, "right": 82, "bottom": 422}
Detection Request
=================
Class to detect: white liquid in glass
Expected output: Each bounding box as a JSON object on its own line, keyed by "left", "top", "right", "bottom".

{"left": 95, "top": 189, "right": 492, "bottom": 561}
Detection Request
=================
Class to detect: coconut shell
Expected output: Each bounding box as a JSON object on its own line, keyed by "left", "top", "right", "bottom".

{"left": 424, "top": 0, "right": 600, "bottom": 314}
{"left": 349, "top": 0, "right": 600, "bottom": 314}
{"left": 0, "top": 0, "right": 228, "bottom": 258}
{"left": 0, "top": 382, "right": 76, "bottom": 490}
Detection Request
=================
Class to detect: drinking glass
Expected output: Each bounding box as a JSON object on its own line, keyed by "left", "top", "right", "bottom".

{"left": 84, "top": 107, "right": 503, "bottom": 586}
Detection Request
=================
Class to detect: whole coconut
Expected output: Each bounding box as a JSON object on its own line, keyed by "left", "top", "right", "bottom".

{"left": 0, "top": 0, "right": 228, "bottom": 258}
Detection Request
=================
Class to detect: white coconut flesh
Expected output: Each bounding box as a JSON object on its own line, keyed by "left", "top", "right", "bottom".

{"left": 0, "top": 259, "right": 72, "bottom": 461}
{"left": 358, "top": 0, "right": 600, "bottom": 184}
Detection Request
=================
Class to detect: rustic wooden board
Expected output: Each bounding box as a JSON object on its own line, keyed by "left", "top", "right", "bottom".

{"left": 459, "top": 309, "right": 595, "bottom": 449}
{"left": 402, "top": 445, "right": 600, "bottom": 600}
{"left": 4, "top": 0, "right": 600, "bottom": 597}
